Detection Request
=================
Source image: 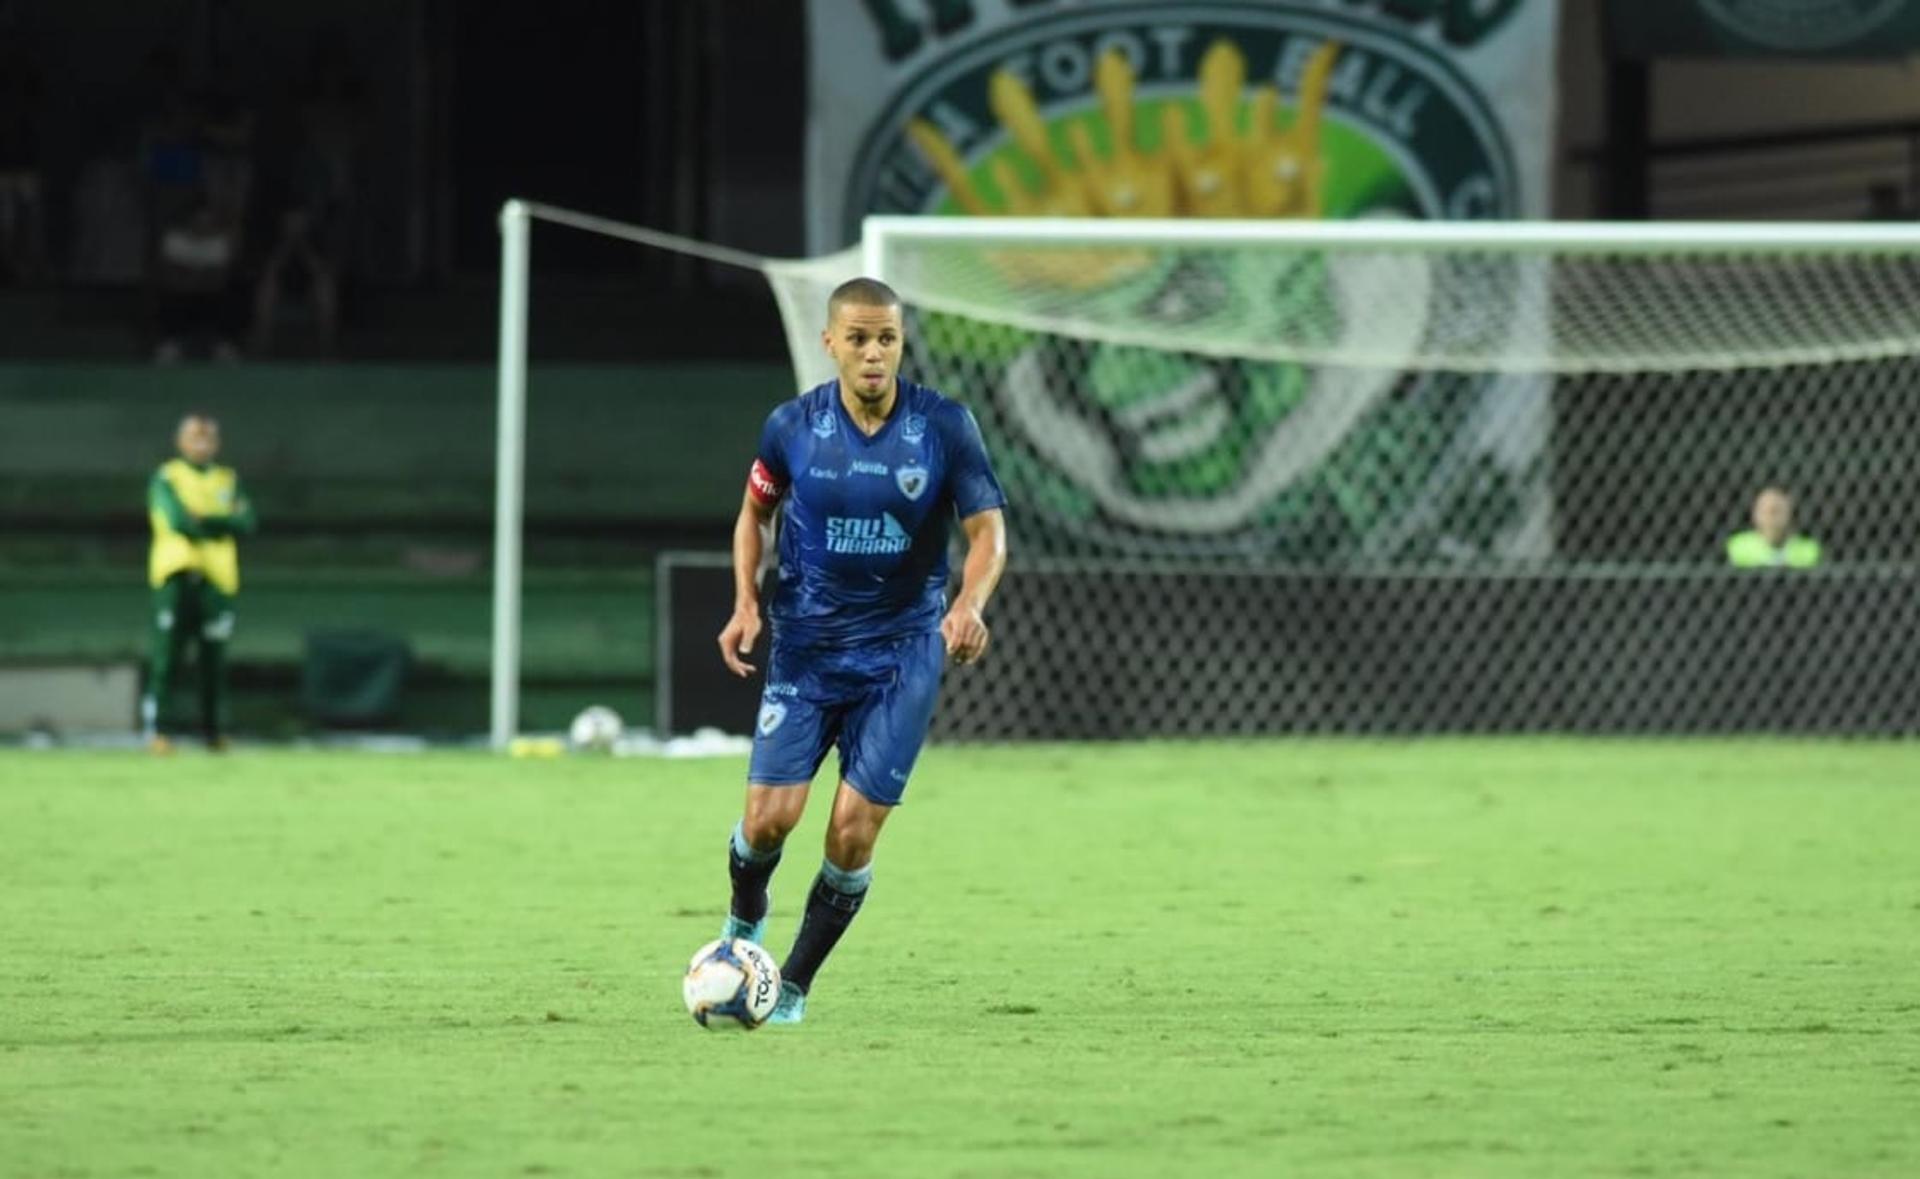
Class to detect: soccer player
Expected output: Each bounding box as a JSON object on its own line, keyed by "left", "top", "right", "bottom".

{"left": 715, "top": 277, "right": 1008, "bottom": 1025}
{"left": 143, "top": 413, "right": 257, "bottom": 752}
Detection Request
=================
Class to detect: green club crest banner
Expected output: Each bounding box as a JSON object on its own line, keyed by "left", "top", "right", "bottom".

{"left": 804, "top": 0, "right": 1560, "bottom": 562}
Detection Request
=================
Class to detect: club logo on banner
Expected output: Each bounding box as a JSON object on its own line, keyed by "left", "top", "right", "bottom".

{"left": 806, "top": 1, "right": 1559, "bottom": 562}
{"left": 1696, "top": 0, "right": 1906, "bottom": 50}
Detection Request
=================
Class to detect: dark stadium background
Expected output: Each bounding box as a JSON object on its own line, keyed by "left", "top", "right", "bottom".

{"left": 4, "top": 0, "right": 1919, "bottom": 736}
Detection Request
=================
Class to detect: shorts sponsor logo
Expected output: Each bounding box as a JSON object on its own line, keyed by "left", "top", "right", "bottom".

{"left": 895, "top": 464, "right": 929, "bottom": 500}
{"left": 764, "top": 681, "right": 798, "bottom": 697}
{"left": 757, "top": 702, "right": 787, "bottom": 734}
{"left": 826, "top": 512, "right": 911, "bottom": 555}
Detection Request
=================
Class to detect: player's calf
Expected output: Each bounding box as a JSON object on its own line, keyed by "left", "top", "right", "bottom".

{"left": 724, "top": 820, "right": 781, "bottom": 945}
{"left": 779, "top": 857, "right": 872, "bottom": 1005}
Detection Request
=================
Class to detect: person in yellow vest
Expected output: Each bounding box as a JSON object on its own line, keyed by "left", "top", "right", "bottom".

{"left": 144, "top": 413, "right": 256, "bottom": 752}
{"left": 1727, "top": 486, "right": 1821, "bottom": 569}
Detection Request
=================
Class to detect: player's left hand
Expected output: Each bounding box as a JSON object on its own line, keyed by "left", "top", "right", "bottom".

{"left": 941, "top": 603, "right": 990, "bottom": 666}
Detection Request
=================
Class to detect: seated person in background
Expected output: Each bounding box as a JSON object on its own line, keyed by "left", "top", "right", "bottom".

{"left": 1727, "top": 486, "right": 1822, "bottom": 569}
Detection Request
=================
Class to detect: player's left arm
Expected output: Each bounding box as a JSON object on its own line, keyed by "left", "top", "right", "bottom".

{"left": 938, "top": 402, "right": 1010, "bottom": 666}
{"left": 942, "top": 507, "right": 1006, "bottom": 666}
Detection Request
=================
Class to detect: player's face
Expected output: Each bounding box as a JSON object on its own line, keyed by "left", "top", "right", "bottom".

{"left": 177, "top": 418, "right": 220, "bottom": 464}
{"left": 824, "top": 302, "right": 904, "bottom": 406}
{"left": 1753, "top": 490, "right": 1792, "bottom": 543}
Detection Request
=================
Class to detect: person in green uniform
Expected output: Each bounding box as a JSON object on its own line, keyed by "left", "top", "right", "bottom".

{"left": 1727, "top": 486, "right": 1821, "bottom": 569}
{"left": 143, "top": 413, "right": 256, "bottom": 752}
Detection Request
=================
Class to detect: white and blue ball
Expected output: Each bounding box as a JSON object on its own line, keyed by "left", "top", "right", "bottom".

{"left": 567, "top": 704, "right": 624, "bottom": 752}
{"left": 682, "top": 938, "right": 781, "bottom": 1030}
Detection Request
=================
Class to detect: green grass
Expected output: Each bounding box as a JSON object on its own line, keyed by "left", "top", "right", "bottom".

{"left": 2, "top": 741, "right": 1917, "bottom": 1177}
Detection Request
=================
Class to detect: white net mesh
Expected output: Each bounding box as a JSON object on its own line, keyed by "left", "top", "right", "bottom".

{"left": 760, "top": 220, "right": 1920, "bottom": 736}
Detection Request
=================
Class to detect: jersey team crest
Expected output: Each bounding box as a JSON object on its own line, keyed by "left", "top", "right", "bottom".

{"left": 895, "top": 464, "right": 929, "bottom": 500}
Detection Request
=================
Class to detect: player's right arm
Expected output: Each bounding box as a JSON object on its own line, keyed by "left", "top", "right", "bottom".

{"left": 718, "top": 415, "right": 791, "bottom": 678}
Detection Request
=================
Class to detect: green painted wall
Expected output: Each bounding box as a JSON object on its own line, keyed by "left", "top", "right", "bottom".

{"left": 0, "top": 362, "right": 790, "bottom": 525}
{"left": 0, "top": 362, "right": 788, "bottom": 733}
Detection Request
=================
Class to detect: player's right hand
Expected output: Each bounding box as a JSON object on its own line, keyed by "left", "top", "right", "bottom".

{"left": 718, "top": 604, "right": 761, "bottom": 677}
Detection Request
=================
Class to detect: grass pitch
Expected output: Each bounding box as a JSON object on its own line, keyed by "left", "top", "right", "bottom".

{"left": 2, "top": 741, "right": 1916, "bottom": 1177}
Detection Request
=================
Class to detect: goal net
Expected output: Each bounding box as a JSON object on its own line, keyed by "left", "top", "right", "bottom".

{"left": 776, "top": 218, "right": 1920, "bottom": 737}
{"left": 493, "top": 206, "right": 1920, "bottom": 742}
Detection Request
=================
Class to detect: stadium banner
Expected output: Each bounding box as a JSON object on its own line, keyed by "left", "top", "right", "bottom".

{"left": 1609, "top": 1, "right": 1920, "bottom": 58}
{"left": 807, "top": 0, "right": 1558, "bottom": 244}
{"left": 804, "top": 0, "right": 1561, "bottom": 562}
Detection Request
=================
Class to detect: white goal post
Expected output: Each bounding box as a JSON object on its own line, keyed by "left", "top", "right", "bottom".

{"left": 493, "top": 202, "right": 1920, "bottom": 745}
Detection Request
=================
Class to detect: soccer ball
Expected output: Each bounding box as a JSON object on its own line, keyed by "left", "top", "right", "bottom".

{"left": 567, "top": 704, "right": 623, "bottom": 752}
{"left": 683, "top": 938, "right": 781, "bottom": 1030}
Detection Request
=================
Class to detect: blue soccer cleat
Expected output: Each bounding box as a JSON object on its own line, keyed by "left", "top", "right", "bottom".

{"left": 720, "top": 893, "right": 768, "bottom": 947}
{"left": 766, "top": 981, "right": 807, "bottom": 1026}
{"left": 720, "top": 912, "right": 766, "bottom": 947}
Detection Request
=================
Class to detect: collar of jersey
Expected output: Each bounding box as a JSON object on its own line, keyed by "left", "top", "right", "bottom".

{"left": 833, "top": 377, "right": 905, "bottom": 446}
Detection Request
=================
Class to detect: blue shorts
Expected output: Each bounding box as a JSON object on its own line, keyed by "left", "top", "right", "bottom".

{"left": 747, "top": 631, "right": 946, "bottom": 806}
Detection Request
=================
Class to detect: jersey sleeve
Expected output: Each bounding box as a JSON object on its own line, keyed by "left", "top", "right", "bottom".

{"left": 748, "top": 403, "right": 797, "bottom": 508}
{"left": 940, "top": 403, "right": 1007, "bottom": 519}
{"left": 227, "top": 475, "right": 258, "bottom": 536}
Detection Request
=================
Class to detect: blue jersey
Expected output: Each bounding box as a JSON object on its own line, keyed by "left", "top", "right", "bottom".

{"left": 751, "top": 378, "right": 1005, "bottom": 649}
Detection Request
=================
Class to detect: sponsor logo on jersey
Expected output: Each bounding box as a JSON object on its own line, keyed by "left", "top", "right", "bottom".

{"left": 848, "top": 459, "right": 889, "bottom": 476}
{"left": 895, "top": 464, "right": 929, "bottom": 500}
{"left": 757, "top": 701, "right": 787, "bottom": 734}
{"left": 811, "top": 410, "right": 837, "bottom": 438}
{"left": 808, "top": 466, "right": 840, "bottom": 480}
{"left": 826, "top": 512, "right": 911, "bottom": 555}
{"left": 900, "top": 414, "right": 927, "bottom": 444}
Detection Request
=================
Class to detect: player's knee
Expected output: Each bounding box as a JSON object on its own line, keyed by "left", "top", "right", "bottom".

{"left": 824, "top": 818, "right": 881, "bottom": 869}
{"left": 742, "top": 795, "right": 802, "bottom": 849}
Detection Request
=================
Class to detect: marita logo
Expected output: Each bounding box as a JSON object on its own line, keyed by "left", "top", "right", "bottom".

{"left": 844, "top": 1, "right": 1520, "bottom": 239}
{"left": 1697, "top": 0, "right": 1905, "bottom": 50}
